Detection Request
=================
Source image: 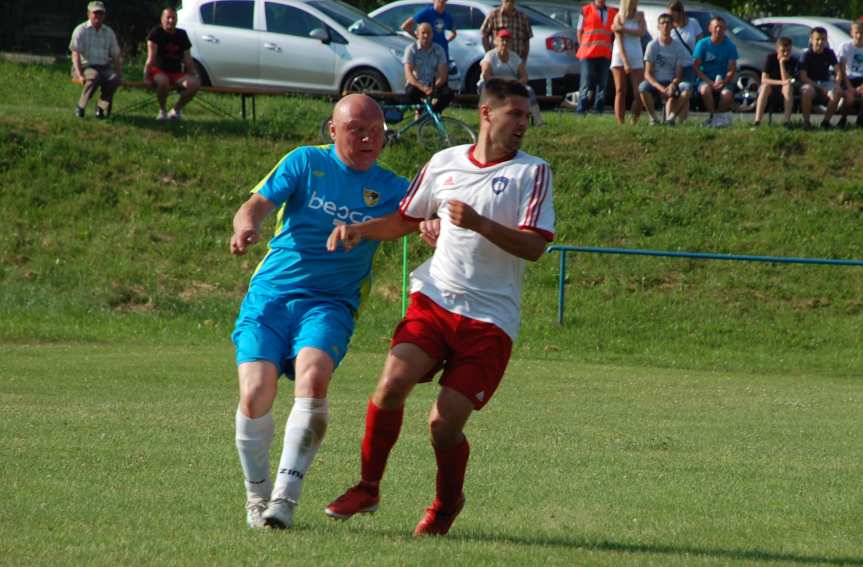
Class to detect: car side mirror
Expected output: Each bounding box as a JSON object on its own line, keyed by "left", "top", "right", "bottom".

{"left": 310, "top": 28, "right": 330, "bottom": 44}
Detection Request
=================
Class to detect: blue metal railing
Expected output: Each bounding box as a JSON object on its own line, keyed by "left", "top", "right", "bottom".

{"left": 546, "top": 245, "right": 863, "bottom": 325}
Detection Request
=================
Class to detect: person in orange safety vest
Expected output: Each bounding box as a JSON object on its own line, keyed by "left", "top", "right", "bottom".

{"left": 574, "top": 0, "right": 618, "bottom": 113}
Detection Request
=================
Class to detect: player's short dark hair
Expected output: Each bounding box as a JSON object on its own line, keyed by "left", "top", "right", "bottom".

{"left": 479, "top": 78, "right": 530, "bottom": 108}
{"left": 709, "top": 15, "right": 726, "bottom": 27}
{"left": 658, "top": 12, "right": 673, "bottom": 23}
{"left": 775, "top": 36, "right": 792, "bottom": 48}
{"left": 810, "top": 26, "right": 827, "bottom": 37}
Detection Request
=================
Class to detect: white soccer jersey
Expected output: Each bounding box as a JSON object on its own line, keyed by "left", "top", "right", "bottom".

{"left": 400, "top": 144, "right": 555, "bottom": 340}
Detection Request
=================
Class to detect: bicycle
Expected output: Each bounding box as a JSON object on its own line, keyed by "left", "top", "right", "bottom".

{"left": 319, "top": 96, "right": 476, "bottom": 150}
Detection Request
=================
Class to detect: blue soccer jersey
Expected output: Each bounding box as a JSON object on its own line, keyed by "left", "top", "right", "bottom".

{"left": 248, "top": 145, "right": 409, "bottom": 311}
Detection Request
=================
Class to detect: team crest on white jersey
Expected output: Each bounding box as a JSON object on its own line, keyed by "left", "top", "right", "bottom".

{"left": 363, "top": 187, "right": 380, "bottom": 206}
{"left": 491, "top": 176, "right": 509, "bottom": 195}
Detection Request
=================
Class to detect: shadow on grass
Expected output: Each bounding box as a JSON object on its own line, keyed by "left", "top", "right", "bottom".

{"left": 455, "top": 531, "right": 863, "bottom": 566}
{"left": 353, "top": 525, "right": 863, "bottom": 565}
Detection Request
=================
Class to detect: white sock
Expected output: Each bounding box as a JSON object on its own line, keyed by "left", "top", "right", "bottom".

{"left": 235, "top": 409, "right": 274, "bottom": 501}
{"left": 271, "top": 397, "right": 329, "bottom": 505}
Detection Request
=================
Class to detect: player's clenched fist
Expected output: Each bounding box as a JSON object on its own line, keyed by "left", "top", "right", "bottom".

{"left": 447, "top": 200, "right": 485, "bottom": 233}
{"left": 327, "top": 223, "right": 362, "bottom": 252}
{"left": 231, "top": 228, "right": 259, "bottom": 255}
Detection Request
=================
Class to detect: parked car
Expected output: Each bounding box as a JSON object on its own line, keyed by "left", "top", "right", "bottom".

{"left": 752, "top": 17, "right": 853, "bottom": 51}
{"left": 369, "top": 0, "right": 580, "bottom": 95}
{"left": 176, "top": 0, "right": 412, "bottom": 94}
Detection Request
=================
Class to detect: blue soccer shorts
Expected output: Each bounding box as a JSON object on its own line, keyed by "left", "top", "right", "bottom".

{"left": 232, "top": 290, "right": 355, "bottom": 379}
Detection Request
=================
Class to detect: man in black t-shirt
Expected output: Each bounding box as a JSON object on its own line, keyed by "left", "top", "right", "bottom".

{"left": 798, "top": 26, "right": 843, "bottom": 129}
{"left": 753, "top": 36, "right": 798, "bottom": 127}
{"left": 144, "top": 7, "right": 200, "bottom": 121}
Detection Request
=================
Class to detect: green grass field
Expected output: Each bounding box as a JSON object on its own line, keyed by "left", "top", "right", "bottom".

{"left": 1, "top": 58, "right": 862, "bottom": 565}
{"left": 2, "top": 344, "right": 862, "bottom": 566}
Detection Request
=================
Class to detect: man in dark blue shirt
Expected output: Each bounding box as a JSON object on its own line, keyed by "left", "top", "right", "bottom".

{"left": 401, "top": 0, "right": 457, "bottom": 60}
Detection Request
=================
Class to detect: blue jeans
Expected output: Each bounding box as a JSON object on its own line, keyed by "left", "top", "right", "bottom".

{"left": 577, "top": 57, "right": 611, "bottom": 113}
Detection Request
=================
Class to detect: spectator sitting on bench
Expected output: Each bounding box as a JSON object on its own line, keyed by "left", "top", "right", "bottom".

{"left": 837, "top": 21, "right": 863, "bottom": 128}
{"left": 478, "top": 29, "right": 543, "bottom": 126}
{"left": 144, "top": 7, "right": 200, "bottom": 121}
{"left": 692, "top": 15, "right": 738, "bottom": 128}
{"left": 403, "top": 22, "right": 454, "bottom": 115}
{"left": 752, "top": 36, "right": 798, "bottom": 127}
{"left": 70, "top": 1, "right": 122, "bottom": 119}
{"left": 639, "top": 12, "right": 692, "bottom": 126}
{"left": 799, "top": 27, "right": 843, "bottom": 129}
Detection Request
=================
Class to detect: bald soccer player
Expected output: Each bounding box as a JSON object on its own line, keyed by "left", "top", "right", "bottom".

{"left": 229, "top": 94, "right": 410, "bottom": 529}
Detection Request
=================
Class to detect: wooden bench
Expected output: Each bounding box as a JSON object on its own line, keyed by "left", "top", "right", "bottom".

{"left": 115, "top": 81, "right": 321, "bottom": 120}
{"left": 343, "top": 90, "right": 564, "bottom": 108}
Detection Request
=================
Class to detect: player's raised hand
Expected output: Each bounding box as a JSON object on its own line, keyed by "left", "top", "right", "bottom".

{"left": 419, "top": 218, "right": 440, "bottom": 247}
{"left": 447, "top": 200, "right": 486, "bottom": 233}
{"left": 231, "top": 228, "right": 259, "bottom": 256}
{"left": 327, "top": 223, "right": 362, "bottom": 252}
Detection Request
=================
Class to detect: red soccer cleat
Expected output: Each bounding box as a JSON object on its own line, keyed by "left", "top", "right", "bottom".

{"left": 413, "top": 495, "right": 465, "bottom": 536}
{"left": 324, "top": 483, "right": 380, "bottom": 520}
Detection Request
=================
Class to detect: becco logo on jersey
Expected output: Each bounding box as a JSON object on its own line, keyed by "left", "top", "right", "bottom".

{"left": 308, "top": 190, "right": 373, "bottom": 225}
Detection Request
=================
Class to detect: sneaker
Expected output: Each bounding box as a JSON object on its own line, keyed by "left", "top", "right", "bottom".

{"left": 262, "top": 498, "right": 295, "bottom": 529}
{"left": 157, "top": 109, "right": 168, "bottom": 121}
{"left": 75, "top": 106, "right": 85, "bottom": 119}
{"left": 413, "top": 495, "right": 465, "bottom": 537}
{"left": 324, "top": 483, "right": 379, "bottom": 520}
{"left": 95, "top": 107, "right": 106, "bottom": 119}
{"left": 702, "top": 115, "right": 715, "bottom": 127}
{"left": 167, "top": 108, "right": 181, "bottom": 121}
{"left": 648, "top": 115, "right": 659, "bottom": 126}
{"left": 836, "top": 116, "right": 848, "bottom": 128}
{"left": 245, "top": 497, "right": 268, "bottom": 529}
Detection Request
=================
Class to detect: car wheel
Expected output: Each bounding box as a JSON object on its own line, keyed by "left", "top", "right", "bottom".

{"left": 462, "top": 64, "right": 481, "bottom": 95}
{"left": 193, "top": 59, "right": 211, "bottom": 87}
{"left": 734, "top": 69, "right": 760, "bottom": 113}
{"left": 341, "top": 68, "right": 390, "bottom": 93}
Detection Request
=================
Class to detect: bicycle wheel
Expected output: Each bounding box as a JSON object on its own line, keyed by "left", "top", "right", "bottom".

{"left": 319, "top": 117, "right": 335, "bottom": 144}
{"left": 416, "top": 116, "right": 476, "bottom": 150}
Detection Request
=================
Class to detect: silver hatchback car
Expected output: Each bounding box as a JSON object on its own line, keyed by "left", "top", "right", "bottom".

{"left": 177, "top": 0, "right": 412, "bottom": 94}
{"left": 369, "top": 0, "right": 580, "bottom": 95}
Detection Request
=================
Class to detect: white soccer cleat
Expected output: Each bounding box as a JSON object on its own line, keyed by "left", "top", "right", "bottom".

{"left": 167, "top": 108, "right": 181, "bottom": 121}
{"left": 262, "top": 498, "right": 296, "bottom": 529}
{"left": 246, "top": 497, "right": 268, "bottom": 529}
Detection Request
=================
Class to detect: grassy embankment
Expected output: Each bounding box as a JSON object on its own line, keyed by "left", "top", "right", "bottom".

{"left": 1, "top": 59, "right": 862, "bottom": 376}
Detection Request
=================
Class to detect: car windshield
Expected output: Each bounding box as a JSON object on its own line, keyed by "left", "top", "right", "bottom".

{"left": 835, "top": 21, "right": 852, "bottom": 35}
{"left": 513, "top": 4, "right": 568, "bottom": 28}
{"left": 722, "top": 12, "right": 771, "bottom": 42}
{"left": 308, "top": 0, "right": 397, "bottom": 36}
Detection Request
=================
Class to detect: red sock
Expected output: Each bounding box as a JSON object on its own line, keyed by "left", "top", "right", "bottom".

{"left": 432, "top": 436, "right": 470, "bottom": 512}
{"left": 360, "top": 399, "right": 403, "bottom": 492}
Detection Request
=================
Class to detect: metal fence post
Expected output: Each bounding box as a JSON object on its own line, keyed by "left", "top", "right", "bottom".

{"left": 557, "top": 249, "right": 567, "bottom": 325}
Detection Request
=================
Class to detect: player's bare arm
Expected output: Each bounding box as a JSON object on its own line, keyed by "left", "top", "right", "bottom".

{"left": 327, "top": 211, "right": 420, "bottom": 252}
{"left": 447, "top": 200, "right": 546, "bottom": 261}
{"left": 230, "top": 193, "right": 276, "bottom": 255}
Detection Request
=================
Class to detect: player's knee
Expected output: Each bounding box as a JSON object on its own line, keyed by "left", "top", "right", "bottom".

{"left": 428, "top": 415, "right": 461, "bottom": 448}
{"left": 373, "top": 375, "right": 412, "bottom": 408}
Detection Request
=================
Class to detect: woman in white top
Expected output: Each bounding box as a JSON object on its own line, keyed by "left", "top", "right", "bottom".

{"left": 478, "top": 29, "right": 544, "bottom": 125}
{"left": 610, "top": 0, "right": 647, "bottom": 124}
{"left": 668, "top": 0, "right": 702, "bottom": 121}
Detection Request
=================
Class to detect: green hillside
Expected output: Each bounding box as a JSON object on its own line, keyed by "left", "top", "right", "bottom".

{"left": 1, "top": 60, "right": 861, "bottom": 375}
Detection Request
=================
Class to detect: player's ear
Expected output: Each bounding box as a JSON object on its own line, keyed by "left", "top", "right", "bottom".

{"left": 479, "top": 103, "right": 491, "bottom": 122}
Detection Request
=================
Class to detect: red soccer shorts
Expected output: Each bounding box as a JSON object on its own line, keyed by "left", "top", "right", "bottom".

{"left": 391, "top": 292, "right": 512, "bottom": 410}
{"left": 146, "top": 65, "right": 187, "bottom": 87}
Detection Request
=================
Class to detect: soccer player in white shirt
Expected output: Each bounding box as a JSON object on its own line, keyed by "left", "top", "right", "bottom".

{"left": 323, "top": 78, "right": 555, "bottom": 536}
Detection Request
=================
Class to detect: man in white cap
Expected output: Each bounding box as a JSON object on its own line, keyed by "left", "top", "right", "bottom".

{"left": 69, "top": 1, "right": 123, "bottom": 119}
